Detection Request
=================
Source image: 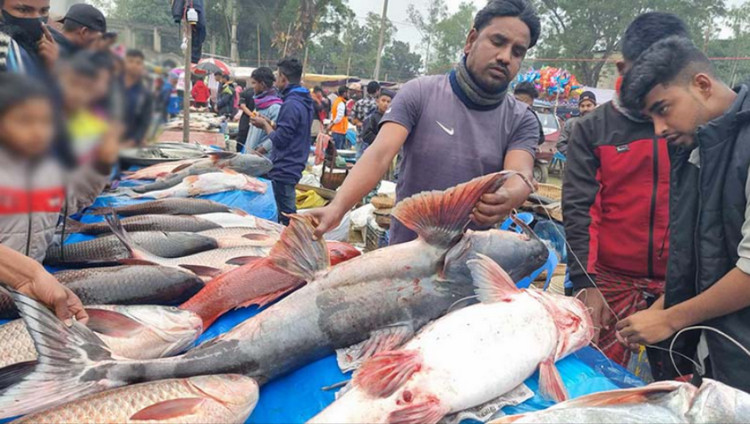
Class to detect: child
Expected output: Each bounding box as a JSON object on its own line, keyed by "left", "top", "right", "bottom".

{"left": 618, "top": 36, "right": 750, "bottom": 392}
{"left": 359, "top": 90, "right": 393, "bottom": 157}
{"left": 0, "top": 73, "right": 88, "bottom": 324}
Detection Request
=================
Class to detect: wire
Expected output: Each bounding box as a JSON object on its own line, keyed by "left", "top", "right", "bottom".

{"left": 668, "top": 326, "right": 750, "bottom": 379}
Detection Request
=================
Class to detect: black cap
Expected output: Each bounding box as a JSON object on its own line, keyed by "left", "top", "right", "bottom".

{"left": 579, "top": 91, "right": 596, "bottom": 105}
{"left": 61, "top": 4, "right": 107, "bottom": 33}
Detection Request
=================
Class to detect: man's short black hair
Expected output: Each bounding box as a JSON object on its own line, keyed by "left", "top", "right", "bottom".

{"left": 622, "top": 12, "right": 690, "bottom": 62}
{"left": 277, "top": 57, "right": 303, "bottom": 84}
{"left": 90, "top": 51, "right": 114, "bottom": 72}
{"left": 313, "top": 85, "right": 323, "bottom": 94}
{"left": 125, "top": 49, "right": 145, "bottom": 60}
{"left": 367, "top": 81, "right": 380, "bottom": 95}
{"left": 514, "top": 81, "right": 538, "bottom": 99}
{"left": 621, "top": 37, "right": 713, "bottom": 112}
{"left": 251, "top": 67, "right": 276, "bottom": 88}
{"left": 379, "top": 90, "right": 394, "bottom": 99}
{"left": 213, "top": 71, "right": 223, "bottom": 77}
{"left": 474, "top": 0, "right": 541, "bottom": 48}
{"left": 221, "top": 74, "right": 231, "bottom": 81}
{"left": 338, "top": 85, "right": 348, "bottom": 96}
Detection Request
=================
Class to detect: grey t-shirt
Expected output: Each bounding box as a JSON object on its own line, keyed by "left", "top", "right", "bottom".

{"left": 381, "top": 74, "right": 540, "bottom": 244}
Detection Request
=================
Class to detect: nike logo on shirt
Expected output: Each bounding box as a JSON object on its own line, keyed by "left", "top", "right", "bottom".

{"left": 436, "top": 121, "right": 455, "bottom": 136}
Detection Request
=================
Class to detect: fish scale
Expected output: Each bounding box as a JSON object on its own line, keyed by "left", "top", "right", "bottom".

{"left": 15, "top": 375, "right": 258, "bottom": 424}
{"left": 67, "top": 215, "right": 223, "bottom": 235}
{"left": 91, "top": 199, "right": 236, "bottom": 217}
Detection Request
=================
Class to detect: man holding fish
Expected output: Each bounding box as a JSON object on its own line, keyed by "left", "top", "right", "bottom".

{"left": 309, "top": 0, "right": 542, "bottom": 243}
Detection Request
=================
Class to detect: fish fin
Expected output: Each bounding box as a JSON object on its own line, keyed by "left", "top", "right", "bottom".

{"left": 104, "top": 214, "right": 163, "bottom": 264}
{"left": 85, "top": 308, "right": 144, "bottom": 338}
{"left": 391, "top": 171, "right": 515, "bottom": 248}
{"left": 549, "top": 381, "right": 685, "bottom": 409}
{"left": 0, "top": 361, "right": 36, "bottom": 391}
{"left": 230, "top": 208, "right": 249, "bottom": 217}
{"left": 222, "top": 169, "right": 239, "bottom": 175}
{"left": 225, "top": 256, "right": 263, "bottom": 266}
{"left": 539, "top": 359, "right": 568, "bottom": 403}
{"left": 342, "top": 325, "right": 414, "bottom": 373}
{"left": 171, "top": 162, "right": 193, "bottom": 173}
{"left": 0, "top": 290, "right": 115, "bottom": 418}
{"left": 118, "top": 258, "right": 160, "bottom": 266}
{"left": 130, "top": 398, "right": 207, "bottom": 420}
{"left": 387, "top": 395, "right": 447, "bottom": 424}
{"left": 208, "top": 151, "right": 236, "bottom": 161}
{"left": 241, "top": 232, "right": 277, "bottom": 244}
{"left": 268, "top": 214, "right": 330, "bottom": 280}
{"left": 179, "top": 265, "right": 223, "bottom": 278}
{"left": 353, "top": 350, "right": 421, "bottom": 398}
{"left": 63, "top": 217, "right": 85, "bottom": 234}
{"left": 467, "top": 253, "right": 520, "bottom": 303}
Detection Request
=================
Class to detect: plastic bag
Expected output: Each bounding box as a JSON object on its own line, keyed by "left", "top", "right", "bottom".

{"left": 296, "top": 190, "right": 327, "bottom": 210}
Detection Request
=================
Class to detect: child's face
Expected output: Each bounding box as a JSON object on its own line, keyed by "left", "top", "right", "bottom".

{"left": 60, "top": 70, "right": 96, "bottom": 111}
{"left": 0, "top": 98, "right": 54, "bottom": 158}
{"left": 377, "top": 95, "right": 391, "bottom": 113}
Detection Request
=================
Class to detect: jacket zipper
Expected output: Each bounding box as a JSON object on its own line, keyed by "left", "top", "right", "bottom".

{"left": 647, "top": 137, "right": 659, "bottom": 278}
{"left": 24, "top": 164, "right": 33, "bottom": 256}
{"left": 694, "top": 145, "right": 703, "bottom": 294}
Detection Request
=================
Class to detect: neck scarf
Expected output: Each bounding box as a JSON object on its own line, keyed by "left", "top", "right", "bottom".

{"left": 449, "top": 56, "right": 507, "bottom": 110}
{"left": 254, "top": 89, "right": 282, "bottom": 110}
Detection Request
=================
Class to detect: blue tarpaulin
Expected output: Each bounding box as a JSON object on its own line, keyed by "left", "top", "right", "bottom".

{"left": 1, "top": 171, "right": 643, "bottom": 423}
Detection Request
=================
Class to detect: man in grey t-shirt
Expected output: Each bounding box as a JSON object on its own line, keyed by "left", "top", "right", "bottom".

{"left": 310, "top": 0, "right": 542, "bottom": 244}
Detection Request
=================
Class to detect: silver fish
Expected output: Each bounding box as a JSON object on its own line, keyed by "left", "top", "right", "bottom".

{"left": 89, "top": 198, "right": 242, "bottom": 217}
{"left": 0, "top": 172, "right": 549, "bottom": 417}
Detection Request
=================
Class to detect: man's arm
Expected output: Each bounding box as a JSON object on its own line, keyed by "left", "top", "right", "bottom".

{"left": 0, "top": 245, "right": 88, "bottom": 324}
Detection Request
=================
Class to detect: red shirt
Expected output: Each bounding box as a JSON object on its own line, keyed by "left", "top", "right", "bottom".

{"left": 191, "top": 80, "right": 210, "bottom": 103}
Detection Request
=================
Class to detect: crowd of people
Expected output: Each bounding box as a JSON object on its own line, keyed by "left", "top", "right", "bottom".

{"left": 0, "top": 0, "right": 749, "bottom": 399}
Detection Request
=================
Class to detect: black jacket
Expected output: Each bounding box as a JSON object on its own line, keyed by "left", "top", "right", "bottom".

{"left": 659, "top": 86, "right": 750, "bottom": 390}
{"left": 361, "top": 110, "right": 383, "bottom": 146}
{"left": 123, "top": 78, "right": 154, "bottom": 145}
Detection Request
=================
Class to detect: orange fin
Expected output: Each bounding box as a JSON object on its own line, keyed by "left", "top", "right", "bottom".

{"left": 539, "top": 359, "right": 568, "bottom": 403}
{"left": 225, "top": 256, "right": 263, "bottom": 266}
{"left": 391, "top": 171, "right": 515, "bottom": 247}
{"left": 130, "top": 398, "right": 206, "bottom": 421}
{"left": 551, "top": 380, "right": 686, "bottom": 409}
{"left": 468, "top": 253, "right": 520, "bottom": 303}
{"left": 387, "top": 395, "right": 447, "bottom": 424}
{"left": 85, "top": 309, "right": 143, "bottom": 337}
{"left": 268, "top": 214, "right": 330, "bottom": 280}
{"left": 180, "top": 265, "right": 223, "bottom": 278}
{"left": 236, "top": 284, "right": 302, "bottom": 309}
{"left": 354, "top": 350, "right": 421, "bottom": 398}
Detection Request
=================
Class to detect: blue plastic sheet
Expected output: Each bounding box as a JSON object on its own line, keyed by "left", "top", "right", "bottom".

{"left": 1, "top": 172, "right": 643, "bottom": 424}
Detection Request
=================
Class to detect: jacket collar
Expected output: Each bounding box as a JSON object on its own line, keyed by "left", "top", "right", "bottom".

{"left": 696, "top": 85, "right": 750, "bottom": 150}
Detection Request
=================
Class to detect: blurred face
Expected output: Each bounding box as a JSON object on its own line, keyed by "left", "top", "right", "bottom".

{"left": 276, "top": 70, "right": 289, "bottom": 92}
{"left": 465, "top": 16, "right": 530, "bottom": 93}
{"left": 376, "top": 95, "right": 391, "bottom": 113}
{"left": 0, "top": 98, "right": 54, "bottom": 158}
{"left": 2, "top": 0, "right": 50, "bottom": 19}
{"left": 514, "top": 93, "right": 533, "bottom": 107}
{"left": 77, "top": 27, "right": 103, "bottom": 49}
{"left": 92, "top": 68, "right": 111, "bottom": 102}
{"left": 60, "top": 69, "right": 96, "bottom": 111}
{"left": 124, "top": 55, "right": 144, "bottom": 79}
{"left": 643, "top": 77, "right": 714, "bottom": 148}
{"left": 579, "top": 99, "right": 596, "bottom": 116}
{"left": 250, "top": 77, "right": 265, "bottom": 93}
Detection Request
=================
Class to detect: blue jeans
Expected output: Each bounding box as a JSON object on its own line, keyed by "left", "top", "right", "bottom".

{"left": 272, "top": 180, "right": 297, "bottom": 226}
{"left": 332, "top": 132, "right": 347, "bottom": 150}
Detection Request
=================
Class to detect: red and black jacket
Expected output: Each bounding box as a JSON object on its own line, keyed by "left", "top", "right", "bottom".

{"left": 562, "top": 99, "right": 670, "bottom": 291}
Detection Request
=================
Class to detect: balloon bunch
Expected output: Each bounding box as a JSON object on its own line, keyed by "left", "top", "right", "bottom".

{"left": 513, "top": 67, "right": 584, "bottom": 101}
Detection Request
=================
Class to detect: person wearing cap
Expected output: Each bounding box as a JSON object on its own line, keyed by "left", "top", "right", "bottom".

{"left": 562, "top": 13, "right": 688, "bottom": 370}
{"left": 51, "top": 3, "right": 106, "bottom": 58}
{"left": 556, "top": 90, "right": 596, "bottom": 155}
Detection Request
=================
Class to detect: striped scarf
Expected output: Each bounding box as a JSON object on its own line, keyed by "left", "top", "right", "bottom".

{"left": 449, "top": 56, "right": 508, "bottom": 110}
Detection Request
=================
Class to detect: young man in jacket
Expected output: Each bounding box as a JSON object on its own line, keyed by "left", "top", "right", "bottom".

{"left": 618, "top": 36, "right": 750, "bottom": 393}
{"left": 562, "top": 12, "right": 689, "bottom": 368}
{"left": 360, "top": 90, "right": 392, "bottom": 154}
{"left": 122, "top": 49, "right": 153, "bottom": 147}
{"left": 250, "top": 57, "right": 313, "bottom": 225}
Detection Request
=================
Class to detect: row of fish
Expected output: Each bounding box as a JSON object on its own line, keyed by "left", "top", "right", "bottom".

{"left": 0, "top": 172, "right": 565, "bottom": 422}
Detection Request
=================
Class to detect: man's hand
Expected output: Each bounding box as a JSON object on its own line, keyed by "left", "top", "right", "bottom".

{"left": 37, "top": 24, "right": 59, "bottom": 70}
{"left": 250, "top": 115, "right": 272, "bottom": 132}
{"left": 577, "top": 287, "right": 613, "bottom": 345}
{"left": 255, "top": 147, "right": 267, "bottom": 156}
{"left": 471, "top": 188, "right": 514, "bottom": 227}
{"left": 307, "top": 203, "right": 347, "bottom": 240}
{"left": 616, "top": 309, "right": 677, "bottom": 347}
{"left": 15, "top": 267, "right": 88, "bottom": 326}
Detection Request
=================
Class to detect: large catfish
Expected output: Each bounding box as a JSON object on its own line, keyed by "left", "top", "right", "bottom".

{"left": 0, "top": 172, "right": 548, "bottom": 417}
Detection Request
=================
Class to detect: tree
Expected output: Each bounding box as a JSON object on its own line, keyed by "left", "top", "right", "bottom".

{"left": 709, "top": 4, "right": 750, "bottom": 86}
{"left": 533, "top": 0, "right": 726, "bottom": 86}
{"left": 430, "top": 1, "right": 476, "bottom": 74}
{"left": 270, "top": 0, "right": 352, "bottom": 57}
{"left": 381, "top": 41, "right": 423, "bottom": 81}
{"left": 407, "top": 0, "right": 448, "bottom": 70}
